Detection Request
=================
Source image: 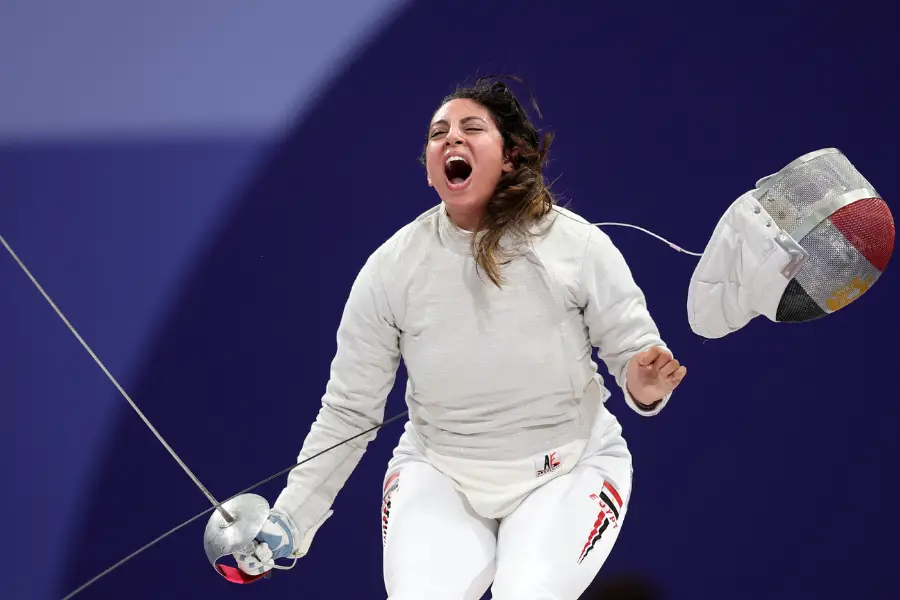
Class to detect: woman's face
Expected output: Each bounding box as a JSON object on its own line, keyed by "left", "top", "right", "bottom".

{"left": 425, "top": 98, "right": 512, "bottom": 224}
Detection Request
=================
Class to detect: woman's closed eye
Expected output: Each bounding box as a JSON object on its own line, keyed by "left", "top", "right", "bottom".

{"left": 430, "top": 126, "right": 483, "bottom": 139}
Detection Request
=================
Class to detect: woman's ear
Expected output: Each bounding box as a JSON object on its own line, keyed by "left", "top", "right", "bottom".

{"left": 502, "top": 149, "right": 515, "bottom": 173}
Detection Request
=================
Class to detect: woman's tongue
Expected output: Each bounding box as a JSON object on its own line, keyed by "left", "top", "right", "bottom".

{"left": 446, "top": 160, "right": 472, "bottom": 185}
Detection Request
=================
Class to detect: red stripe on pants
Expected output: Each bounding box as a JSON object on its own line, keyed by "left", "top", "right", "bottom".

{"left": 603, "top": 481, "right": 623, "bottom": 508}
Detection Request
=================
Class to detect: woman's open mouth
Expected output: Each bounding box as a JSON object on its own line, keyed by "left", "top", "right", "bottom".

{"left": 444, "top": 156, "right": 473, "bottom": 190}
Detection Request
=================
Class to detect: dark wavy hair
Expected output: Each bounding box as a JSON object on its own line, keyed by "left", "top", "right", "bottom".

{"left": 419, "top": 75, "right": 557, "bottom": 287}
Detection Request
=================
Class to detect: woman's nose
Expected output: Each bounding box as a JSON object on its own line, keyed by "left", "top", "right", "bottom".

{"left": 444, "top": 128, "right": 465, "bottom": 145}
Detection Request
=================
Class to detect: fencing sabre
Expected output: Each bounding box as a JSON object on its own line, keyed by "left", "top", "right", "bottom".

{"left": 0, "top": 232, "right": 409, "bottom": 599}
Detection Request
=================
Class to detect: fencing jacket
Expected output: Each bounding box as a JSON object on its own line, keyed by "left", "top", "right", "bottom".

{"left": 273, "top": 203, "right": 672, "bottom": 545}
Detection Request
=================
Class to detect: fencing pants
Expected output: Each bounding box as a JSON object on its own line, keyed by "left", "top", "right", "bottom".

{"left": 380, "top": 404, "right": 633, "bottom": 600}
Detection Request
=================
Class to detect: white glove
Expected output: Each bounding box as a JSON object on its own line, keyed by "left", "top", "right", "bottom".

{"left": 234, "top": 509, "right": 333, "bottom": 576}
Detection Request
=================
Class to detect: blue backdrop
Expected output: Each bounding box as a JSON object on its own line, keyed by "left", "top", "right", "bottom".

{"left": 2, "top": 2, "right": 897, "bottom": 599}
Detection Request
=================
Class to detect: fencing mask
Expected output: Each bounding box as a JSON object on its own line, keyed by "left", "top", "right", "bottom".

{"left": 687, "top": 148, "right": 894, "bottom": 339}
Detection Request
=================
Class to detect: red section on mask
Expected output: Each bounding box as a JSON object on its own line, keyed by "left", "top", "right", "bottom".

{"left": 828, "top": 197, "right": 894, "bottom": 272}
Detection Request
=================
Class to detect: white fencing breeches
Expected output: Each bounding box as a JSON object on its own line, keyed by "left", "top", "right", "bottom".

{"left": 381, "top": 415, "right": 632, "bottom": 599}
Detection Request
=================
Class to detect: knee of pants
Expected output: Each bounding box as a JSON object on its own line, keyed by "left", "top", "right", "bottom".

{"left": 491, "top": 576, "right": 559, "bottom": 600}
{"left": 386, "top": 560, "right": 495, "bottom": 600}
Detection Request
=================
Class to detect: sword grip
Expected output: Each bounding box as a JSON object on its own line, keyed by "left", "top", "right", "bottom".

{"left": 238, "top": 540, "right": 259, "bottom": 556}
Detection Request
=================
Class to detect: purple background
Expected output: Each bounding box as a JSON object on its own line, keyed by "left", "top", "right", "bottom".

{"left": 2, "top": 2, "right": 897, "bottom": 598}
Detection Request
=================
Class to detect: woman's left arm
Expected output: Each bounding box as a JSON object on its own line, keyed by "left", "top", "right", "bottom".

{"left": 579, "top": 227, "right": 686, "bottom": 417}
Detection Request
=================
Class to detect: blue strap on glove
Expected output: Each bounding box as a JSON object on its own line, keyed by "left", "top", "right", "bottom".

{"left": 235, "top": 512, "right": 296, "bottom": 576}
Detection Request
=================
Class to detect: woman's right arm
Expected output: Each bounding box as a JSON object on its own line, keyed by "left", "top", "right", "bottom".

{"left": 272, "top": 248, "right": 402, "bottom": 552}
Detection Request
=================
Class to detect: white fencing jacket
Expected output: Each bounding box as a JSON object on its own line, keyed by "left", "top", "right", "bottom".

{"left": 273, "top": 203, "right": 673, "bottom": 548}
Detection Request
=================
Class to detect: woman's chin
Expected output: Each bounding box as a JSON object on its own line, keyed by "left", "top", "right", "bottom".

{"left": 440, "top": 181, "right": 488, "bottom": 206}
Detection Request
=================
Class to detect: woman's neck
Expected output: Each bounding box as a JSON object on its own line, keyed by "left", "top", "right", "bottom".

{"left": 444, "top": 204, "right": 484, "bottom": 232}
